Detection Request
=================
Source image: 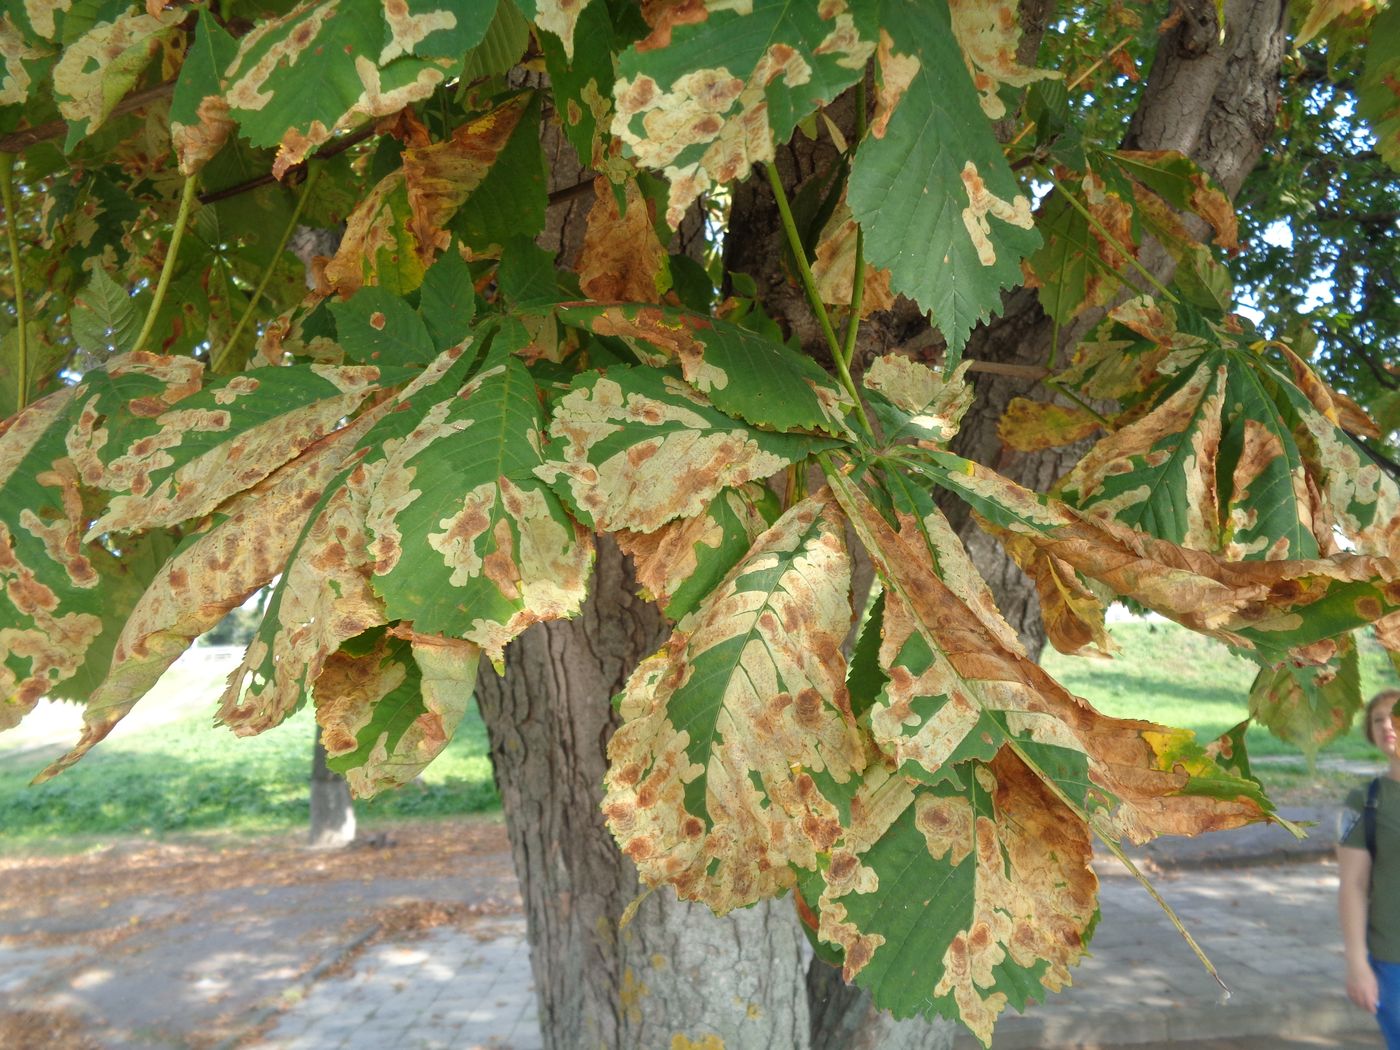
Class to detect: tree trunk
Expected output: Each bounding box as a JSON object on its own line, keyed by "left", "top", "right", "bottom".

{"left": 308, "top": 724, "right": 356, "bottom": 849}
{"left": 475, "top": 539, "right": 811, "bottom": 1050}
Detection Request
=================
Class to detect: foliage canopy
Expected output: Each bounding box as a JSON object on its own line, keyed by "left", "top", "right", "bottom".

{"left": 1, "top": 0, "right": 1399, "bottom": 1042}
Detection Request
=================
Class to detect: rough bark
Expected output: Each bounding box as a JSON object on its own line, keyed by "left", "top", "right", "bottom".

{"left": 308, "top": 726, "right": 356, "bottom": 849}
{"left": 475, "top": 541, "right": 809, "bottom": 1050}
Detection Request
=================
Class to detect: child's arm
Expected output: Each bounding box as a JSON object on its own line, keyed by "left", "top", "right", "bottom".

{"left": 1339, "top": 844, "right": 1378, "bottom": 1013}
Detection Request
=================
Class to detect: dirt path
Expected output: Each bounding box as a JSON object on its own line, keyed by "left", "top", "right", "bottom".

{"left": 0, "top": 818, "right": 520, "bottom": 1050}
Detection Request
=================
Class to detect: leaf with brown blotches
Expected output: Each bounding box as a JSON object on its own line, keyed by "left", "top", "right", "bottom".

{"left": 536, "top": 363, "right": 841, "bottom": 534}
{"left": 794, "top": 751, "right": 1098, "bottom": 1047}
{"left": 36, "top": 417, "right": 378, "bottom": 782}
{"left": 913, "top": 446, "right": 1400, "bottom": 664}
{"left": 603, "top": 491, "right": 866, "bottom": 914}
{"left": 862, "top": 355, "right": 973, "bottom": 447}
{"left": 365, "top": 341, "right": 595, "bottom": 668}
{"left": 1248, "top": 633, "right": 1362, "bottom": 765}
{"left": 317, "top": 627, "right": 481, "bottom": 797}
{"left": 402, "top": 94, "right": 532, "bottom": 264}
{"left": 947, "top": 0, "right": 1058, "bottom": 119}
{"left": 998, "top": 397, "right": 1103, "bottom": 453}
{"left": 1053, "top": 299, "right": 1400, "bottom": 567}
{"left": 810, "top": 199, "right": 895, "bottom": 318}
{"left": 615, "top": 481, "right": 780, "bottom": 622}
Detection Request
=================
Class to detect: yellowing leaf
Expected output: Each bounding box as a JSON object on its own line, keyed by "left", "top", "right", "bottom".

{"left": 998, "top": 397, "right": 1103, "bottom": 453}
{"left": 863, "top": 355, "right": 973, "bottom": 447}
{"left": 810, "top": 200, "right": 895, "bottom": 318}
{"left": 603, "top": 492, "right": 865, "bottom": 913}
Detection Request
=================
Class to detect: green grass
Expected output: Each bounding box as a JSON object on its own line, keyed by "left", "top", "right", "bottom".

{"left": 1041, "top": 620, "right": 1395, "bottom": 761}
{"left": 0, "top": 654, "right": 499, "bottom": 850}
{"left": 1, "top": 621, "right": 1395, "bottom": 851}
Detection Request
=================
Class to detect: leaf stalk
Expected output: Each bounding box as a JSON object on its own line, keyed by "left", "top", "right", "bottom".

{"left": 763, "top": 162, "right": 873, "bottom": 438}
{"left": 214, "top": 162, "right": 322, "bottom": 374}
{"left": 132, "top": 174, "right": 201, "bottom": 355}
{"left": 2, "top": 153, "right": 28, "bottom": 414}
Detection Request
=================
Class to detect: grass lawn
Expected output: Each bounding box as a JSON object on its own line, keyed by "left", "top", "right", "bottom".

{"left": 1, "top": 621, "right": 1395, "bottom": 851}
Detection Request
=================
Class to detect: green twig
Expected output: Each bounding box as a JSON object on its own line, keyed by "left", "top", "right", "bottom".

{"left": 1049, "top": 172, "right": 1179, "bottom": 305}
{"left": 763, "top": 162, "right": 873, "bottom": 438}
{"left": 213, "top": 163, "right": 321, "bottom": 374}
{"left": 839, "top": 74, "right": 868, "bottom": 377}
{"left": 1044, "top": 377, "right": 1115, "bottom": 428}
{"left": 132, "top": 174, "right": 200, "bottom": 355}
{"left": 2, "top": 154, "right": 28, "bottom": 414}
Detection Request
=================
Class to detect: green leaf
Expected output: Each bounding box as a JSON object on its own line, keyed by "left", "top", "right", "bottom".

{"left": 329, "top": 286, "right": 439, "bottom": 366}
{"left": 462, "top": 0, "right": 532, "bottom": 81}
{"left": 536, "top": 363, "right": 843, "bottom": 533}
{"left": 603, "top": 492, "right": 865, "bottom": 913}
{"left": 71, "top": 267, "right": 140, "bottom": 357}
{"left": 557, "top": 303, "right": 853, "bottom": 435}
{"left": 1248, "top": 635, "right": 1362, "bottom": 764}
{"left": 365, "top": 340, "right": 594, "bottom": 665}
{"left": 1359, "top": 2, "right": 1400, "bottom": 171}
{"left": 848, "top": 0, "right": 1040, "bottom": 357}
{"left": 612, "top": 0, "right": 877, "bottom": 227}
{"left": 538, "top": 0, "right": 622, "bottom": 175}
{"left": 417, "top": 245, "right": 478, "bottom": 352}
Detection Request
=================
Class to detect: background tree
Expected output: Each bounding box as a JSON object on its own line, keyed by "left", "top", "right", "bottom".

{"left": 1, "top": 2, "right": 1399, "bottom": 1050}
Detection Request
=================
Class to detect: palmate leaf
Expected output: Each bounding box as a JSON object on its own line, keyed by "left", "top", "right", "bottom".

{"left": 556, "top": 303, "right": 853, "bottom": 435}
{"left": 1054, "top": 300, "right": 1400, "bottom": 565}
{"left": 614, "top": 482, "right": 781, "bottom": 622}
{"left": 221, "top": 0, "right": 496, "bottom": 176}
{"left": 365, "top": 340, "right": 594, "bottom": 667}
{"left": 603, "top": 492, "right": 867, "bottom": 913}
{"left": 536, "top": 363, "right": 843, "bottom": 534}
{"left": 0, "top": 353, "right": 405, "bottom": 731}
{"left": 317, "top": 627, "right": 481, "bottom": 797}
{"left": 914, "top": 448, "right": 1400, "bottom": 663}
{"left": 849, "top": 0, "right": 1041, "bottom": 357}
{"left": 816, "top": 472, "right": 1281, "bottom": 1043}
{"left": 610, "top": 0, "right": 877, "bottom": 227}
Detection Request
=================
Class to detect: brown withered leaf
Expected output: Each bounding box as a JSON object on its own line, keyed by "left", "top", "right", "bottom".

{"left": 603, "top": 492, "right": 865, "bottom": 914}
{"left": 920, "top": 448, "right": 1400, "bottom": 664}
{"left": 810, "top": 200, "right": 895, "bottom": 317}
{"left": 578, "top": 176, "right": 670, "bottom": 302}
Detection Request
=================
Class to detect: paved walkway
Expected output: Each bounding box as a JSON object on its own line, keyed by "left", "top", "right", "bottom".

{"left": 1, "top": 813, "right": 1389, "bottom": 1049}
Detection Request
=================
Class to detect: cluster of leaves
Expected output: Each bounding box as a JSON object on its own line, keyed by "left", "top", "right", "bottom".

{"left": 2, "top": 0, "right": 1400, "bottom": 1043}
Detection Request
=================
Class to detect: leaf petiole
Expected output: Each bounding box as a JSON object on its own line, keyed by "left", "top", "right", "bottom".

{"left": 132, "top": 173, "right": 200, "bottom": 355}
{"left": 214, "top": 161, "right": 323, "bottom": 373}
{"left": 1, "top": 153, "right": 27, "bottom": 414}
{"left": 763, "top": 162, "right": 874, "bottom": 439}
